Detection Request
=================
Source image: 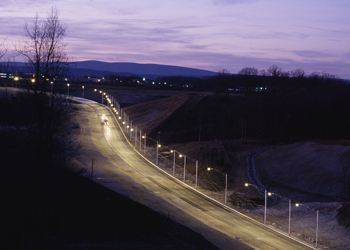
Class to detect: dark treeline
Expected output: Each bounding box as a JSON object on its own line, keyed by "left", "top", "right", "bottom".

{"left": 156, "top": 66, "right": 350, "bottom": 144}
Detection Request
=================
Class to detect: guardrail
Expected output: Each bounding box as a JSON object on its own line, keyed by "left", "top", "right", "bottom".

{"left": 73, "top": 89, "right": 321, "bottom": 250}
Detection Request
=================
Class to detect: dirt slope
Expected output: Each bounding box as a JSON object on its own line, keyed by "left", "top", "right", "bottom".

{"left": 255, "top": 142, "right": 350, "bottom": 200}
{"left": 123, "top": 94, "right": 196, "bottom": 135}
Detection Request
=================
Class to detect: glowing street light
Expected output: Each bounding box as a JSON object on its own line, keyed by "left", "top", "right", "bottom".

{"left": 156, "top": 141, "right": 161, "bottom": 165}
{"left": 268, "top": 192, "right": 292, "bottom": 235}
{"left": 179, "top": 154, "right": 186, "bottom": 182}
{"left": 14, "top": 76, "right": 19, "bottom": 88}
{"left": 99, "top": 90, "right": 103, "bottom": 104}
{"left": 50, "top": 81, "right": 54, "bottom": 94}
{"left": 170, "top": 149, "right": 176, "bottom": 176}
{"left": 66, "top": 83, "right": 70, "bottom": 102}
{"left": 82, "top": 86, "right": 84, "bottom": 98}
{"left": 208, "top": 168, "right": 228, "bottom": 204}
{"left": 245, "top": 183, "right": 271, "bottom": 224}
{"left": 295, "top": 203, "right": 319, "bottom": 248}
{"left": 142, "top": 134, "right": 146, "bottom": 155}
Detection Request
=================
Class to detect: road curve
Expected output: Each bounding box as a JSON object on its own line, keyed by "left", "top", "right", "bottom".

{"left": 72, "top": 102, "right": 314, "bottom": 250}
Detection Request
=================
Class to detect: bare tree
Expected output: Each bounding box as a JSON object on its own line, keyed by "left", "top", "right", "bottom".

{"left": 290, "top": 69, "right": 305, "bottom": 78}
{"left": 267, "top": 65, "right": 283, "bottom": 77}
{"left": 16, "top": 7, "right": 69, "bottom": 94}
{"left": 0, "top": 39, "right": 8, "bottom": 72}
{"left": 11, "top": 9, "right": 75, "bottom": 244}
{"left": 239, "top": 67, "right": 259, "bottom": 76}
{"left": 260, "top": 69, "right": 268, "bottom": 76}
{"left": 214, "top": 69, "right": 231, "bottom": 96}
{"left": 238, "top": 67, "right": 259, "bottom": 96}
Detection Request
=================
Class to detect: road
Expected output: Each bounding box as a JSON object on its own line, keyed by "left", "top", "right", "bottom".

{"left": 71, "top": 101, "right": 314, "bottom": 250}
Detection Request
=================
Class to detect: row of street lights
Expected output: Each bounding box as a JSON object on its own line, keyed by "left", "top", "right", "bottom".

{"left": 65, "top": 83, "right": 85, "bottom": 100}
{"left": 93, "top": 88, "right": 320, "bottom": 248}
{"left": 244, "top": 183, "right": 319, "bottom": 248}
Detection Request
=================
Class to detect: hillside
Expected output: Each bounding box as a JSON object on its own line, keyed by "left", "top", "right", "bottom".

{"left": 122, "top": 92, "right": 350, "bottom": 202}
{"left": 123, "top": 94, "right": 197, "bottom": 136}
{"left": 255, "top": 142, "right": 350, "bottom": 201}
{"left": 73, "top": 61, "right": 217, "bottom": 78}
{"left": 120, "top": 92, "right": 350, "bottom": 248}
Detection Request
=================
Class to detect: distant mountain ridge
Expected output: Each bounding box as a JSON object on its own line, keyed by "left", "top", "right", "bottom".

{"left": 73, "top": 61, "right": 217, "bottom": 79}
{"left": 11, "top": 61, "right": 217, "bottom": 80}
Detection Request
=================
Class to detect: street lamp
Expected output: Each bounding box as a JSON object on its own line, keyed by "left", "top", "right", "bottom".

{"left": 156, "top": 141, "right": 161, "bottom": 165}
{"left": 179, "top": 154, "right": 186, "bottom": 182}
{"left": 139, "top": 130, "right": 142, "bottom": 151}
{"left": 142, "top": 134, "right": 146, "bottom": 155}
{"left": 208, "top": 168, "right": 228, "bottom": 205}
{"left": 99, "top": 90, "right": 103, "bottom": 104}
{"left": 244, "top": 183, "right": 271, "bottom": 224}
{"left": 133, "top": 127, "right": 137, "bottom": 147}
{"left": 50, "top": 81, "right": 54, "bottom": 94}
{"left": 66, "top": 83, "right": 70, "bottom": 102}
{"left": 170, "top": 150, "right": 176, "bottom": 176}
{"left": 82, "top": 86, "right": 84, "bottom": 98}
{"left": 268, "top": 192, "right": 292, "bottom": 236}
{"left": 295, "top": 203, "right": 319, "bottom": 249}
{"left": 14, "top": 76, "right": 19, "bottom": 88}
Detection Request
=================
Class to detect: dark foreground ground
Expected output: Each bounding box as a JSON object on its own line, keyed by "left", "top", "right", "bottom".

{"left": 1, "top": 166, "right": 219, "bottom": 250}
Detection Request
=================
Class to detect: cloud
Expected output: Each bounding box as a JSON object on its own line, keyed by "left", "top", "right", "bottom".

{"left": 211, "top": 0, "right": 259, "bottom": 5}
{"left": 292, "top": 50, "right": 329, "bottom": 59}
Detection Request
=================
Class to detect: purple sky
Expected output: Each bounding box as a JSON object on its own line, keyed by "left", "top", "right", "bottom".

{"left": 1, "top": 0, "right": 349, "bottom": 79}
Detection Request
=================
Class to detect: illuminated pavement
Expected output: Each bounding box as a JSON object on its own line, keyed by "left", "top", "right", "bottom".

{"left": 72, "top": 102, "right": 314, "bottom": 250}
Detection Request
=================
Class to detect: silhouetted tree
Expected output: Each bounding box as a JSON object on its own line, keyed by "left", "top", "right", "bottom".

{"left": 10, "top": 8, "right": 76, "bottom": 248}
{"left": 238, "top": 67, "right": 259, "bottom": 96}
{"left": 214, "top": 69, "right": 231, "bottom": 96}
{"left": 16, "top": 7, "right": 70, "bottom": 94}
{"left": 290, "top": 69, "right": 305, "bottom": 78}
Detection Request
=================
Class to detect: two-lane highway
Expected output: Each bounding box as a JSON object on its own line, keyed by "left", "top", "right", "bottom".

{"left": 72, "top": 102, "right": 313, "bottom": 250}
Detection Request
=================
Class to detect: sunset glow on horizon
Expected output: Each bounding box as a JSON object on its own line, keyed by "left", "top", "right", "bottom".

{"left": 1, "top": 0, "right": 349, "bottom": 78}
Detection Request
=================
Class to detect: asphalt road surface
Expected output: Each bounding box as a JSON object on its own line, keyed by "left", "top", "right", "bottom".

{"left": 72, "top": 101, "right": 314, "bottom": 250}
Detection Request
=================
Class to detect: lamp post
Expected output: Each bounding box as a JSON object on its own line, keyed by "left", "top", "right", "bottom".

{"left": 50, "top": 81, "right": 54, "bottom": 94}
{"left": 143, "top": 134, "right": 146, "bottom": 155}
{"left": 171, "top": 150, "right": 176, "bottom": 176}
{"left": 66, "top": 83, "right": 70, "bottom": 102}
{"left": 245, "top": 183, "right": 271, "bottom": 224}
{"left": 14, "top": 76, "right": 19, "bottom": 88}
{"left": 296, "top": 203, "right": 319, "bottom": 248}
{"left": 156, "top": 141, "right": 161, "bottom": 165}
{"left": 139, "top": 130, "right": 142, "bottom": 151}
{"left": 268, "top": 192, "right": 292, "bottom": 235}
{"left": 208, "top": 168, "right": 228, "bottom": 204}
{"left": 179, "top": 154, "right": 186, "bottom": 182}
{"left": 99, "top": 90, "right": 103, "bottom": 104}
{"left": 134, "top": 127, "right": 137, "bottom": 148}
{"left": 82, "top": 86, "right": 84, "bottom": 98}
